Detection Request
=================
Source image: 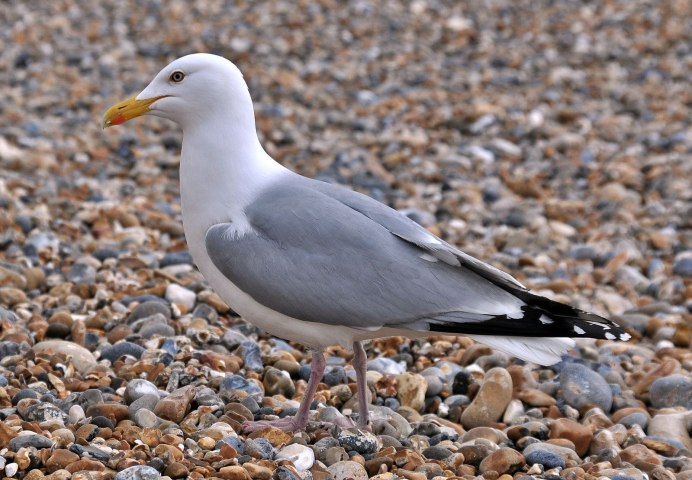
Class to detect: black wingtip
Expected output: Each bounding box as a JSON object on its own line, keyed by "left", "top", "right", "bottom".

{"left": 427, "top": 294, "right": 631, "bottom": 341}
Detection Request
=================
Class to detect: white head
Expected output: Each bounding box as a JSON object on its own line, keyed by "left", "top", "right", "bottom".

{"left": 103, "top": 53, "right": 256, "bottom": 133}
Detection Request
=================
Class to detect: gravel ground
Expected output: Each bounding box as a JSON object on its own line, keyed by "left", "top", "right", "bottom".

{"left": 0, "top": 1, "right": 690, "bottom": 479}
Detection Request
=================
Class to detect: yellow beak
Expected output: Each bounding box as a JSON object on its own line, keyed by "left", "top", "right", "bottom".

{"left": 102, "top": 95, "right": 168, "bottom": 129}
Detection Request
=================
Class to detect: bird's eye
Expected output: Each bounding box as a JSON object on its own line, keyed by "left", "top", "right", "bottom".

{"left": 169, "top": 71, "right": 185, "bottom": 83}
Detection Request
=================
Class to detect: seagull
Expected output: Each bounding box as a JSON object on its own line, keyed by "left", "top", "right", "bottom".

{"left": 103, "top": 53, "right": 630, "bottom": 432}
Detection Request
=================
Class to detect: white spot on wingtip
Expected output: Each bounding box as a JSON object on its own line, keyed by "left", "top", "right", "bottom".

{"left": 539, "top": 315, "right": 554, "bottom": 325}
{"left": 620, "top": 333, "right": 631, "bottom": 341}
{"left": 573, "top": 326, "right": 586, "bottom": 335}
{"left": 605, "top": 332, "right": 616, "bottom": 340}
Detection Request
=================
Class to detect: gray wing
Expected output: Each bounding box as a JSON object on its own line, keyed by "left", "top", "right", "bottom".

{"left": 307, "top": 179, "right": 526, "bottom": 291}
{"left": 205, "top": 175, "right": 527, "bottom": 330}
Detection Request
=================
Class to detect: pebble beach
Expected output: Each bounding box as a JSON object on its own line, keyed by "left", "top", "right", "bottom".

{"left": 0, "top": 1, "right": 691, "bottom": 480}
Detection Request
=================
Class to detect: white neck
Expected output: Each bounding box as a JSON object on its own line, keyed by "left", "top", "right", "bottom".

{"left": 179, "top": 114, "right": 287, "bottom": 241}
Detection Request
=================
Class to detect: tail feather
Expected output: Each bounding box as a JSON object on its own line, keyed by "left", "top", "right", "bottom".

{"left": 467, "top": 335, "right": 575, "bottom": 366}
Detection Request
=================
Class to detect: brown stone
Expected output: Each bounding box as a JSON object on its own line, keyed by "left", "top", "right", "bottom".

{"left": 197, "top": 436, "right": 216, "bottom": 450}
{"left": 619, "top": 444, "right": 662, "bottom": 472}
{"left": 391, "top": 449, "right": 425, "bottom": 470}
{"left": 65, "top": 458, "right": 105, "bottom": 473}
{"left": 154, "top": 385, "right": 195, "bottom": 422}
{"left": 75, "top": 424, "right": 99, "bottom": 444}
{"left": 0, "top": 286, "right": 27, "bottom": 306}
{"left": 0, "top": 421, "right": 18, "bottom": 448}
{"left": 397, "top": 470, "right": 426, "bottom": 480}
{"left": 518, "top": 388, "right": 557, "bottom": 407}
{"left": 550, "top": 418, "right": 593, "bottom": 456}
{"left": 612, "top": 407, "right": 650, "bottom": 424}
{"left": 23, "top": 267, "right": 46, "bottom": 290}
{"left": 478, "top": 448, "right": 525, "bottom": 475}
{"left": 22, "top": 470, "right": 45, "bottom": 480}
{"left": 219, "top": 465, "right": 252, "bottom": 480}
{"left": 396, "top": 372, "right": 427, "bottom": 412}
{"left": 106, "top": 324, "right": 132, "bottom": 344}
{"left": 44, "top": 470, "right": 71, "bottom": 480}
{"left": 45, "top": 449, "right": 80, "bottom": 472}
{"left": 460, "top": 367, "right": 513, "bottom": 429}
{"left": 85, "top": 403, "right": 129, "bottom": 424}
{"left": 248, "top": 426, "right": 292, "bottom": 447}
{"left": 642, "top": 438, "right": 679, "bottom": 457}
{"left": 165, "top": 461, "right": 190, "bottom": 478}
{"left": 0, "top": 266, "right": 27, "bottom": 289}
{"left": 198, "top": 290, "right": 230, "bottom": 313}
{"left": 244, "top": 463, "right": 273, "bottom": 480}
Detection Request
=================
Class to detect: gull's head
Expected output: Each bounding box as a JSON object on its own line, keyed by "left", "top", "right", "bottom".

{"left": 103, "top": 53, "right": 252, "bottom": 130}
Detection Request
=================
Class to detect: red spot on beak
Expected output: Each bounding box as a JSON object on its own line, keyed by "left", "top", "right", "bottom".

{"left": 111, "top": 113, "right": 126, "bottom": 126}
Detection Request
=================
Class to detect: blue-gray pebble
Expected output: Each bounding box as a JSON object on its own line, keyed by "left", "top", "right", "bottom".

{"left": 649, "top": 374, "right": 692, "bottom": 409}
{"left": 525, "top": 450, "right": 566, "bottom": 469}
{"left": 101, "top": 341, "right": 145, "bottom": 362}
{"left": 559, "top": 363, "right": 613, "bottom": 412}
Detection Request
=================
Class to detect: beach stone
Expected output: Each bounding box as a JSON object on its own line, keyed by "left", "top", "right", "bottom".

{"left": 164, "top": 462, "right": 188, "bottom": 478}
{"left": 276, "top": 443, "right": 315, "bottom": 471}
{"left": 31, "top": 340, "right": 96, "bottom": 374}
{"left": 85, "top": 402, "right": 128, "bottom": 423}
{"left": 460, "top": 367, "right": 512, "bottom": 428}
{"left": 368, "top": 357, "right": 406, "bottom": 375}
{"left": 219, "top": 465, "right": 251, "bottom": 480}
{"left": 154, "top": 385, "right": 195, "bottom": 422}
{"left": 160, "top": 251, "right": 193, "bottom": 267}
{"left": 550, "top": 418, "right": 593, "bottom": 456}
{"left": 243, "top": 463, "right": 273, "bottom": 480}
{"left": 51, "top": 429, "right": 75, "bottom": 448}
{"left": 245, "top": 437, "right": 275, "bottom": 460}
{"left": 370, "top": 406, "right": 413, "bottom": 439}
{"left": 133, "top": 409, "right": 158, "bottom": 428}
{"left": 479, "top": 448, "right": 525, "bottom": 475}
{"left": 324, "top": 446, "right": 349, "bottom": 466}
{"left": 45, "top": 449, "right": 80, "bottom": 472}
{"left": 165, "top": 283, "right": 196, "bottom": 310}
{"left": 422, "top": 446, "right": 453, "bottom": 460}
{"left": 139, "top": 322, "right": 175, "bottom": 338}
{"left": 68, "top": 405, "right": 85, "bottom": 424}
{"left": 0, "top": 287, "right": 26, "bottom": 306}
{"left": 263, "top": 367, "right": 295, "bottom": 397}
{"left": 327, "top": 461, "right": 368, "bottom": 480}
{"left": 66, "top": 263, "right": 96, "bottom": 284}
{"left": 649, "top": 374, "right": 692, "bottom": 409}
{"left": 619, "top": 444, "right": 662, "bottom": 471}
{"left": 672, "top": 255, "right": 692, "bottom": 277}
{"left": 66, "top": 458, "right": 104, "bottom": 473}
{"left": 114, "top": 465, "right": 161, "bottom": 480}
{"left": 559, "top": 363, "right": 613, "bottom": 412}
{"left": 124, "top": 379, "right": 160, "bottom": 404}
{"left": 338, "top": 429, "right": 380, "bottom": 454}
{"left": 129, "top": 394, "right": 159, "bottom": 419}
{"left": 396, "top": 372, "right": 427, "bottom": 411}
{"left": 648, "top": 411, "right": 692, "bottom": 451}
{"left": 9, "top": 434, "right": 54, "bottom": 451}
{"left": 522, "top": 442, "right": 580, "bottom": 464}
{"left": 241, "top": 341, "right": 263, "bottom": 372}
{"left": 127, "top": 301, "right": 171, "bottom": 323}
{"left": 524, "top": 449, "right": 566, "bottom": 469}
{"left": 101, "top": 341, "right": 145, "bottom": 362}
{"left": 518, "top": 388, "right": 556, "bottom": 407}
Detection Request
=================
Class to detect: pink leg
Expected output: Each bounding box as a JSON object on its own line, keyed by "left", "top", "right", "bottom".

{"left": 242, "top": 349, "right": 326, "bottom": 432}
{"left": 353, "top": 341, "right": 371, "bottom": 430}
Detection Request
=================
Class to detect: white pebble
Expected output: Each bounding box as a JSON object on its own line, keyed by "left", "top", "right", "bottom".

{"left": 5, "top": 463, "right": 18, "bottom": 477}
{"left": 276, "top": 443, "right": 315, "bottom": 471}
{"left": 165, "top": 283, "right": 196, "bottom": 310}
